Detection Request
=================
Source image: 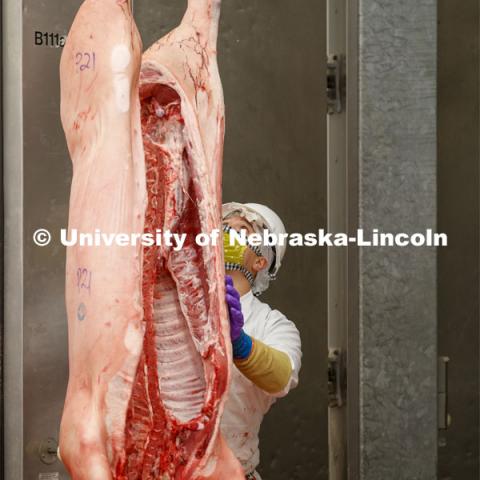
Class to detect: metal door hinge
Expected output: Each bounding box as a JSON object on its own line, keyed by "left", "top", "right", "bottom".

{"left": 328, "top": 348, "right": 346, "bottom": 408}
{"left": 327, "top": 54, "right": 346, "bottom": 115}
{"left": 438, "top": 356, "right": 451, "bottom": 430}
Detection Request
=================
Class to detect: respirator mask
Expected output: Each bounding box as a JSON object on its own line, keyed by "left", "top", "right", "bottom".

{"left": 223, "top": 225, "right": 263, "bottom": 288}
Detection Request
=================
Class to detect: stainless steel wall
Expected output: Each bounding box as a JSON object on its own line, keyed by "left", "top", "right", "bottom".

{"left": 4, "top": 1, "right": 328, "bottom": 479}
{"left": 357, "top": 1, "right": 438, "bottom": 478}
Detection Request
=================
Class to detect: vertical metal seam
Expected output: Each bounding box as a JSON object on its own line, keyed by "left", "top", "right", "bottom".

{"left": 346, "top": 0, "right": 360, "bottom": 478}
{"left": 0, "top": 0, "right": 4, "bottom": 474}
{"left": 3, "top": 0, "right": 24, "bottom": 478}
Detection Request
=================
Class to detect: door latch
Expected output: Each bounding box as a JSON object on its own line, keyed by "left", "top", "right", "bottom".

{"left": 438, "top": 356, "right": 451, "bottom": 430}
{"left": 328, "top": 348, "right": 345, "bottom": 408}
{"left": 327, "top": 54, "right": 345, "bottom": 115}
{"left": 38, "top": 437, "right": 58, "bottom": 465}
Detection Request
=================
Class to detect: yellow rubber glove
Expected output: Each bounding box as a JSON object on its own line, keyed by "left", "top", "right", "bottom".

{"left": 234, "top": 338, "right": 293, "bottom": 394}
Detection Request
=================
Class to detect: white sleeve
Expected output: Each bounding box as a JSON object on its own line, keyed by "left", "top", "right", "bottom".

{"left": 260, "top": 309, "right": 302, "bottom": 399}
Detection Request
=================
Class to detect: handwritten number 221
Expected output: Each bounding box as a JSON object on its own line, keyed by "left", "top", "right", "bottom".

{"left": 75, "top": 52, "right": 96, "bottom": 72}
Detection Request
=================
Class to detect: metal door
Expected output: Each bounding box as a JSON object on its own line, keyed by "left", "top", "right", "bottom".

{"left": 437, "top": 0, "right": 480, "bottom": 477}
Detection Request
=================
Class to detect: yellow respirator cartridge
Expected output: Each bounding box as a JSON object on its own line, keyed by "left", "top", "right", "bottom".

{"left": 223, "top": 226, "right": 259, "bottom": 287}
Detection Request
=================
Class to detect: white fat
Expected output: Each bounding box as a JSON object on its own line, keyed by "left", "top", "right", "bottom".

{"left": 113, "top": 75, "right": 130, "bottom": 113}
{"left": 89, "top": 463, "right": 108, "bottom": 480}
{"left": 124, "top": 323, "right": 143, "bottom": 355}
{"left": 110, "top": 45, "right": 131, "bottom": 73}
{"left": 197, "top": 456, "right": 217, "bottom": 478}
{"left": 106, "top": 442, "right": 114, "bottom": 463}
{"left": 81, "top": 416, "right": 99, "bottom": 443}
{"left": 110, "top": 45, "right": 132, "bottom": 112}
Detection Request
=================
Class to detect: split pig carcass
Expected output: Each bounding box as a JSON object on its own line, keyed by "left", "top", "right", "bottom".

{"left": 58, "top": 1, "right": 244, "bottom": 478}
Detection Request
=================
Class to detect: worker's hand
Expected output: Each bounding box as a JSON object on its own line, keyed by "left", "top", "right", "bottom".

{"left": 225, "top": 276, "right": 253, "bottom": 359}
{"left": 225, "top": 275, "right": 244, "bottom": 341}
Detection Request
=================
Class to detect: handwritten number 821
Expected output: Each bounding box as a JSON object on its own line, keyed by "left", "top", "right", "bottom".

{"left": 75, "top": 52, "right": 96, "bottom": 72}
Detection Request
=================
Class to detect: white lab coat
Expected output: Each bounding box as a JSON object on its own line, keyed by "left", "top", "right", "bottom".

{"left": 220, "top": 290, "right": 302, "bottom": 476}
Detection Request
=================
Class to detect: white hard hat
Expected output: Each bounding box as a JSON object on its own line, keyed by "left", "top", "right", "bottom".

{"left": 222, "top": 202, "right": 287, "bottom": 295}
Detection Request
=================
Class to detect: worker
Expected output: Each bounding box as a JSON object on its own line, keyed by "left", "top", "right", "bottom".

{"left": 220, "top": 202, "right": 302, "bottom": 480}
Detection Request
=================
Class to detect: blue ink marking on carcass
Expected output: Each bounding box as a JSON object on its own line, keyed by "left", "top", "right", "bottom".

{"left": 75, "top": 52, "right": 96, "bottom": 72}
{"left": 77, "top": 303, "right": 87, "bottom": 321}
{"left": 77, "top": 267, "right": 92, "bottom": 294}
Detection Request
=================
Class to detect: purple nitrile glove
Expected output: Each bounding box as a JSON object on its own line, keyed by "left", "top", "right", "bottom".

{"left": 225, "top": 275, "right": 244, "bottom": 341}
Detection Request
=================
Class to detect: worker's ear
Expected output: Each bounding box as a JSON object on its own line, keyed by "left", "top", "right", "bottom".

{"left": 252, "top": 256, "right": 268, "bottom": 273}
